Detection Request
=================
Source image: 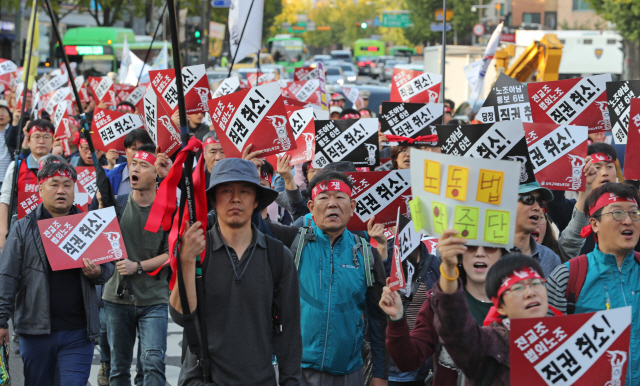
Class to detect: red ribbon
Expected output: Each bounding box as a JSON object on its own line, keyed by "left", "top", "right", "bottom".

{"left": 580, "top": 192, "right": 638, "bottom": 238}
{"left": 118, "top": 104, "right": 135, "bottom": 113}
{"left": 384, "top": 134, "right": 439, "bottom": 144}
{"left": 340, "top": 113, "right": 360, "bottom": 119}
{"left": 311, "top": 180, "right": 352, "bottom": 200}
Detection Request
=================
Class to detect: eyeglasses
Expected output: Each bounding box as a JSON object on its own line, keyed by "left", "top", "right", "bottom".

{"left": 31, "top": 134, "right": 53, "bottom": 141}
{"left": 518, "top": 194, "right": 546, "bottom": 208}
{"left": 503, "top": 278, "right": 546, "bottom": 295}
{"left": 399, "top": 148, "right": 409, "bottom": 155}
{"left": 598, "top": 209, "right": 640, "bottom": 221}
{"left": 466, "top": 245, "right": 500, "bottom": 255}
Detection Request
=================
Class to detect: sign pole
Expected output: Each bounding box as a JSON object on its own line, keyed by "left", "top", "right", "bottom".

{"left": 441, "top": 0, "right": 447, "bottom": 123}
{"left": 137, "top": 2, "right": 168, "bottom": 86}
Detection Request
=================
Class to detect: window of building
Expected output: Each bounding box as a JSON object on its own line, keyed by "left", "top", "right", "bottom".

{"left": 544, "top": 12, "right": 557, "bottom": 29}
{"left": 572, "top": 0, "right": 591, "bottom": 11}
{"left": 523, "top": 13, "right": 541, "bottom": 24}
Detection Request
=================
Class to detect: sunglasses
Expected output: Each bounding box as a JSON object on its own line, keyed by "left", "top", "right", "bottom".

{"left": 466, "top": 245, "right": 500, "bottom": 254}
{"left": 518, "top": 194, "right": 546, "bottom": 208}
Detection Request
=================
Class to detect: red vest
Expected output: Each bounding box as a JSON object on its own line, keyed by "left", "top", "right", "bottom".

{"left": 17, "top": 160, "right": 39, "bottom": 193}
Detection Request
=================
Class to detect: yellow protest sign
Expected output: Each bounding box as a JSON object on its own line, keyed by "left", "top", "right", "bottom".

{"left": 453, "top": 206, "right": 479, "bottom": 239}
{"left": 423, "top": 159, "right": 441, "bottom": 194}
{"left": 409, "top": 198, "right": 424, "bottom": 232}
{"left": 484, "top": 210, "right": 510, "bottom": 244}
{"left": 432, "top": 201, "right": 447, "bottom": 234}
{"left": 446, "top": 165, "right": 469, "bottom": 201}
{"left": 476, "top": 169, "right": 505, "bottom": 205}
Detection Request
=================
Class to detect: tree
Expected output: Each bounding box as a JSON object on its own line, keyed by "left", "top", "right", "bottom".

{"left": 404, "top": 0, "right": 477, "bottom": 46}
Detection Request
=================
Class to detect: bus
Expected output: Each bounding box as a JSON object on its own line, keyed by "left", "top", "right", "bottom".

{"left": 354, "top": 39, "right": 386, "bottom": 59}
{"left": 55, "top": 27, "right": 171, "bottom": 77}
{"left": 266, "top": 34, "right": 306, "bottom": 73}
{"left": 388, "top": 46, "right": 417, "bottom": 57}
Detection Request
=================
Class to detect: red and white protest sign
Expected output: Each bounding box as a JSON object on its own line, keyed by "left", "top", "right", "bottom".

{"left": 212, "top": 77, "right": 241, "bottom": 99}
{"left": 341, "top": 86, "right": 365, "bottom": 110}
{"left": 390, "top": 69, "right": 442, "bottom": 104}
{"left": 125, "top": 85, "right": 146, "bottom": 106}
{"left": 510, "top": 306, "right": 631, "bottom": 386}
{"left": 91, "top": 107, "right": 144, "bottom": 154}
{"left": 38, "top": 207, "right": 127, "bottom": 271}
{"left": 17, "top": 191, "right": 41, "bottom": 220}
{"left": 389, "top": 209, "right": 406, "bottom": 292}
{"left": 208, "top": 82, "right": 297, "bottom": 158}
{"left": 523, "top": 123, "right": 588, "bottom": 191}
{"left": 421, "top": 236, "right": 439, "bottom": 254}
{"left": 247, "top": 72, "right": 276, "bottom": 88}
{"left": 74, "top": 76, "right": 90, "bottom": 104}
{"left": 136, "top": 85, "right": 181, "bottom": 157}
{"left": 44, "top": 87, "right": 73, "bottom": 116}
{"left": 0, "top": 59, "right": 17, "bottom": 76}
{"left": 149, "top": 64, "right": 211, "bottom": 115}
{"left": 283, "top": 78, "right": 328, "bottom": 110}
{"left": 87, "top": 76, "right": 117, "bottom": 106}
{"left": 115, "top": 84, "right": 136, "bottom": 104}
{"left": 624, "top": 98, "right": 640, "bottom": 179}
{"left": 75, "top": 167, "right": 98, "bottom": 196}
{"left": 294, "top": 66, "right": 323, "bottom": 81}
{"left": 37, "top": 72, "right": 68, "bottom": 95}
{"left": 527, "top": 74, "right": 612, "bottom": 134}
{"left": 265, "top": 105, "right": 316, "bottom": 166}
{"left": 52, "top": 100, "right": 73, "bottom": 156}
{"left": 345, "top": 169, "right": 412, "bottom": 231}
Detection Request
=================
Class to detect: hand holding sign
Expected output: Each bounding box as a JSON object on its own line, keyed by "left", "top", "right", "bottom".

{"left": 437, "top": 228, "right": 468, "bottom": 268}
{"left": 379, "top": 277, "right": 404, "bottom": 321}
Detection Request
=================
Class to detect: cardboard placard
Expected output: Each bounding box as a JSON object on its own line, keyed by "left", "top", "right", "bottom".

{"left": 523, "top": 123, "right": 589, "bottom": 191}
{"left": 390, "top": 69, "right": 442, "bottom": 104}
{"left": 37, "top": 207, "right": 127, "bottom": 271}
{"left": 91, "top": 107, "right": 144, "bottom": 155}
{"left": 17, "top": 191, "right": 41, "bottom": 220}
{"left": 510, "top": 307, "right": 631, "bottom": 386}
{"left": 43, "top": 87, "right": 73, "bottom": 116}
{"left": 389, "top": 208, "right": 407, "bottom": 292}
{"left": 527, "top": 74, "right": 612, "bottom": 134}
{"left": 136, "top": 85, "right": 182, "bottom": 157}
{"left": 391, "top": 210, "right": 424, "bottom": 297}
{"left": 437, "top": 120, "right": 536, "bottom": 185}
{"left": 52, "top": 100, "right": 72, "bottom": 156}
{"left": 346, "top": 169, "right": 412, "bottom": 231}
{"left": 87, "top": 76, "right": 117, "bottom": 106}
{"left": 148, "top": 64, "right": 211, "bottom": 115}
{"left": 265, "top": 106, "right": 316, "bottom": 167}
{"left": 605, "top": 80, "right": 640, "bottom": 144}
{"left": 124, "top": 85, "right": 146, "bottom": 106}
{"left": 75, "top": 167, "right": 98, "bottom": 196}
{"left": 114, "top": 84, "right": 136, "bottom": 104}
{"left": 37, "top": 72, "right": 69, "bottom": 95}
{"left": 293, "top": 66, "right": 322, "bottom": 81}
{"left": 313, "top": 118, "right": 379, "bottom": 168}
{"left": 247, "top": 72, "right": 277, "bottom": 88}
{"left": 380, "top": 102, "right": 443, "bottom": 142}
{"left": 212, "top": 76, "right": 241, "bottom": 99}
{"left": 0, "top": 59, "right": 17, "bottom": 76}
{"left": 476, "top": 73, "right": 533, "bottom": 124}
{"left": 74, "top": 76, "right": 90, "bottom": 104}
{"left": 341, "top": 86, "right": 365, "bottom": 110}
{"left": 283, "top": 73, "right": 328, "bottom": 110}
{"left": 624, "top": 98, "right": 640, "bottom": 179}
{"left": 409, "top": 150, "right": 519, "bottom": 247}
{"left": 209, "top": 82, "right": 297, "bottom": 158}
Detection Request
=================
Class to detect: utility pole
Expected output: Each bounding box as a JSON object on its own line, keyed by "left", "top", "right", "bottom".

{"left": 200, "top": 0, "right": 209, "bottom": 66}
{"left": 13, "top": 1, "right": 24, "bottom": 62}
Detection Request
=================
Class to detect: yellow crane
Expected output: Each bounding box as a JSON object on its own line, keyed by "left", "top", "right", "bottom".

{"left": 495, "top": 33, "right": 563, "bottom": 82}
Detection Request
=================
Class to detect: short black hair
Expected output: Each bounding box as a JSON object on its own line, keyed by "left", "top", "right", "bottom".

{"left": 0, "top": 105, "right": 11, "bottom": 117}
{"left": 117, "top": 101, "right": 135, "bottom": 111}
{"left": 324, "top": 161, "right": 356, "bottom": 172}
{"left": 339, "top": 108, "right": 360, "bottom": 119}
{"left": 485, "top": 253, "right": 545, "bottom": 303}
{"left": 444, "top": 99, "right": 455, "bottom": 112}
{"left": 308, "top": 170, "right": 353, "bottom": 197}
{"left": 123, "top": 129, "right": 153, "bottom": 149}
{"left": 136, "top": 143, "right": 156, "bottom": 154}
{"left": 37, "top": 161, "right": 77, "bottom": 182}
{"left": 583, "top": 182, "right": 640, "bottom": 218}
{"left": 260, "top": 159, "right": 274, "bottom": 179}
{"left": 27, "top": 119, "right": 54, "bottom": 134}
{"left": 588, "top": 142, "right": 617, "bottom": 162}
{"left": 38, "top": 154, "right": 68, "bottom": 169}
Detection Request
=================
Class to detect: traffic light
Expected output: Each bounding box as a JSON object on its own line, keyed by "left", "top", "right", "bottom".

{"left": 194, "top": 29, "right": 201, "bottom": 44}
{"left": 360, "top": 22, "right": 368, "bottom": 29}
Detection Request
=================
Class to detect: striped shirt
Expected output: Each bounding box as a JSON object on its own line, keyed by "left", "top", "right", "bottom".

{"left": 406, "top": 282, "right": 427, "bottom": 331}
{"left": 546, "top": 264, "right": 570, "bottom": 314}
{"left": 0, "top": 125, "right": 11, "bottom": 184}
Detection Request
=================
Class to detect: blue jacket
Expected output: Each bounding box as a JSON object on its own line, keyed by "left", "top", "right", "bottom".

{"left": 104, "top": 162, "right": 128, "bottom": 194}
{"left": 572, "top": 247, "right": 640, "bottom": 386}
{"left": 297, "top": 225, "right": 388, "bottom": 378}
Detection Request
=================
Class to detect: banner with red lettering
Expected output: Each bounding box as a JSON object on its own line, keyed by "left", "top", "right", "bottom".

{"left": 527, "top": 74, "right": 611, "bottom": 134}
{"left": 344, "top": 169, "right": 411, "bottom": 230}
{"left": 294, "top": 65, "right": 323, "bottom": 81}
{"left": 209, "top": 82, "right": 297, "bottom": 158}
{"left": 87, "top": 76, "right": 117, "bottom": 106}
{"left": 136, "top": 85, "right": 181, "bottom": 157}
{"left": 91, "top": 107, "right": 144, "bottom": 154}
{"left": 510, "top": 307, "right": 631, "bottom": 386}
{"left": 149, "top": 64, "right": 211, "bottom": 115}
{"left": 523, "top": 123, "right": 588, "bottom": 191}
{"left": 624, "top": 98, "right": 640, "bottom": 179}
{"left": 390, "top": 69, "right": 442, "bottom": 104}
{"left": 38, "top": 207, "right": 127, "bottom": 271}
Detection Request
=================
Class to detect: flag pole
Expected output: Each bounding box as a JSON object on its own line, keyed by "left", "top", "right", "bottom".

{"left": 441, "top": 0, "right": 447, "bottom": 123}
{"left": 137, "top": 2, "right": 168, "bottom": 86}
{"left": 8, "top": 0, "right": 39, "bottom": 229}
{"left": 227, "top": 0, "right": 256, "bottom": 78}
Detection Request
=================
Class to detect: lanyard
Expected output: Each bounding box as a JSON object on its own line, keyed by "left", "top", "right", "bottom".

{"left": 220, "top": 227, "right": 258, "bottom": 283}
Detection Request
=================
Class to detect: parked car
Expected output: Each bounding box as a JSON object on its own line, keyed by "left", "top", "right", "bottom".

{"left": 369, "top": 56, "right": 394, "bottom": 79}
{"left": 310, "top": 54, "right": 332, "bottom": 65}
{"left": 380, "top": 58, "right": 409, "bottom": 82}
{"left": 330, "top": 50, "right": 352, "bottom": 62}
{"left": 325, "top": 66, "right": 346, "bottom": 85}
{"left": 328, "top": 61, "right": 357, "bottom": 83}
{"left": 232, "top": 53, "right": 274, "bottom": 69}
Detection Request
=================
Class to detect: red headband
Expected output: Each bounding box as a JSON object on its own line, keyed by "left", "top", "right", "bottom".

{"left": 28, "top": 125, "right": 54, "bottom": 135}
{"left": 385, "top": 134, "right": 439, "bottom": 145}
{"left": 118, "top": 104, "right": 135, "bottom": 113}
{"left": 204, "top": 136, "right": 220, "bottom": 146}
{"left": 40, "top": 169, "right": 76, "bottom": 183}
{"left": 580, "top": 192, "right": 638, "bottom": 238}
{"left": 591, "top": 152, "right": 614, "bottom": 163}
{"left": 261, "top": 171, "right": 273, "bottom": 185}
{"left": 133, "top": 151, "right": 157, "bottom": 165}
{"left": 483, "top": 268, "right": 545, "bottom": 326}
{"left": 341, "top": 113, "right": 360, "bottom": 120}
{"left": 311, "top": 180, "right": 352, "bottom": 200}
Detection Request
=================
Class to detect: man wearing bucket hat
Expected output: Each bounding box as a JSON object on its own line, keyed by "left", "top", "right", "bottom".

{"left": 508, "top": 181, "right": 561, "bottom": 278}
{"left": 169, "top": 158, "right": 302, "bottom": 386}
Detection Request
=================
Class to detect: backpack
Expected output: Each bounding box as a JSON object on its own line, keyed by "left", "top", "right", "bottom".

{"left": 289, "top": 226, "right": 374, "bottom": 287}
{"left": 565, "top": 252, "right": 640, "bottom": 314}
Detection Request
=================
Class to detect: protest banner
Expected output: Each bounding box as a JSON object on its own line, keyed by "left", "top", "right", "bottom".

{"left": 247, "top": 72, "right": 277, "bottom": 87}
{"left": 136, "top": 85, "right": 181, "bottom": 157}
{"left": 124, "top": 85, "right": 146, "bottom": 106}
{"left": 421, "top": 236, "right": 439, "bottom": 254}
{"left": 437, "top": 120, "right": 536, "bottom": 184}
{"left": 523, "top": 123, "right": 589, "bottom": 191}
{"left": 380, "top": 102, "right": 443, "bottom": 144}
{"left": 17, "top": 192, "right": 40, "bottom": 220}
{"left": 389, "top": 208, "right": 407, "bottom": 292}
{"left": 209, "top": 82, "right": 297, "bottom": 158}
{"left": 605, "top": 80, "right": 640, "bottom": 144}
{"left": 114, "top": 84, "right": 136, "bottom": 104}
{"left": 294, "top": 66, "right": 323, "bottom": 81}
{"left": 510, "top": 306, "right": 631, "bottom": 386}
{"left": 43, "top": 87, "right": 73, "bottom": 116}
{"left": 341, "top": 86, "right": 365, "bottom": 110}
{"left": 391, "top": 209, "right": 424, "bottom": 296}
{"left": 148, "top": 64, "right": 211, "bottom": 115}
{"left": 37, "top": 71, "right": 68, "bottom": 95}
{"left": 91, "top": 107, "right": 144, "bottom": 154}
{"left": 390, "top": 69, "right": 441, "bottom": 104}
{"left": 409, "top": 149, "right": 520, "bottom": 247}
{"left": 313, "top": 118, "right": 379, "bottom": 168}
{"left": 265, "top": 105, "right": 316, "bottom": 166}
{"left": 74, "top": 76, "right": 90, "bottom": 104}
{"left": 527, "top": 74, "right": 612, "bottom": 134}
{"left": 283, "top": 97, "right": 330, "bottom": 120}
{"left": 87, "top": 76, "right": 117, "bottom": 106}
{"left": 212, "top": 76, "right": 241, "bottom": 99}
{"left": 37, "top": 207, "right": 127, "bottom": 271}
{"left": 624, "top": 98, "right": 640, "bottom": 179}
{"left": 345, "top": 169, "right": 412, "bottom": 231}
{"left": 283, "top": 71, "right": 328, "bottom": 110}
{"left": 476, "top": 73, "right": 533, "bottom": 124}
{"left": 75, "top": 167, "right": 98, "bottom": 197}
{"left": 52, "top": 100, "right": 72, "bottom": 156}
{"left": 0, "top": 59, "right": 17, "bottom": 76}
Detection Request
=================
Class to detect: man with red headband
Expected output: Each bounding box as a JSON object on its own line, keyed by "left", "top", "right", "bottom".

{"left": 547, "top": 183, "right": 640, "bottom": 385}
{"left": 0, "top": 162, "right": 113, "bottom": 386}
{"left": 202, "top": 131, "right": 224, "bottom": 187}
{"left": 97, "top": 144, "right": 170, "bottom": 385}
{"left": 0, "top": 119, "right": 56, "bottom": 251}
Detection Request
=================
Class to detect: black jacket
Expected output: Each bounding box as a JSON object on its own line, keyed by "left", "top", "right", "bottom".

{"left": 0, "top": 204, "right": 114, "bottom": 339}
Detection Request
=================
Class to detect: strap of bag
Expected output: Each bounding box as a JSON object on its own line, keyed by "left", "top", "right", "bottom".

{"left": 291, "top": 226, "right": 315, "bottom": 270}
{"left": 566, "top": 254, "right": 589, "bottom": 315}
{"left": 358, "top": 236, "right": 374, "bottom": 287}
{"left": 266, "top": 235, "right": 284, "bottom": 335}
{"left": 402, "top": 252, "right": 434, "bottom": 308}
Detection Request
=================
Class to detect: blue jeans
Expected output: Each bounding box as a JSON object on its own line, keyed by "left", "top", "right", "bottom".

{"left": 20, "top": 328, "right": 94, "bottom": 386}
{"left": 104, "top": 301, "right": 168, "bottom": 386}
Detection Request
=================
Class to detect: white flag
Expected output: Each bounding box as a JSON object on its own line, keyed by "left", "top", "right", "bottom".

{"left": 465, "top": 22, "right": 503, "bottom": 101}
{"left": 228, "top": 0, "right": 264, "bottom": 65}
{"left": 119, "top": 37, "right": 131, "bottom": 84}
{"left": 151, "top": 41, "right": 169, "bottom": 71}
{"left": 124, "top": 51, "right": 153, "bottom": 86}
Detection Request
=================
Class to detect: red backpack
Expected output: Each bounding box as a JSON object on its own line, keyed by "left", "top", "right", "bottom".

{"left": 565, "top": 252, "right": 640, "bottom": 314}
